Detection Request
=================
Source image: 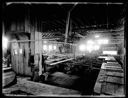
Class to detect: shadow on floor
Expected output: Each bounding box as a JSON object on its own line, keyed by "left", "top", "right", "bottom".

{"left": 10, "top": 90, "right": 33, "bottom": 95}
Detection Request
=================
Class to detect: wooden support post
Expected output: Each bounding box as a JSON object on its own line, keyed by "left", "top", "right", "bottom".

{"left": 65, "top": 11, "right": 70, "bottom": 43}
{"left": 25, "top": 15, "right": 30, "bottom": 33}
{"left": 64, "top": 4, "right": 77, "bottom": 43}
{"left": 76, "top": 33, "right": 85, "bottom": 38}
{"left": 38, "top": 32, "right": 42, "bottom": 76}
{"left": 30, "top": 25, "right": 35, "bottom": 55}
{"left": 25, "top": 6, "right": 30, "bottom": 33}
{"left": 35, "top": 30, "right": 43, "bottom": 76}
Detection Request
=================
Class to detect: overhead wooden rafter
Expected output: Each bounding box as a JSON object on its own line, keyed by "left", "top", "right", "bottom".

{"left": 75, "top": 33, "right": 85, "bottom": 38}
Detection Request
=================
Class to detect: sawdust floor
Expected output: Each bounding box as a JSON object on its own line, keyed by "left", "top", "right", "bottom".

{"left": 3, "top": 69, "right": 99, "bottom": 96}
{"left": 43, "top": 69, "right": 100, "bottom": 95}
{"left": 2, "top": 76, "right": 81, "bottom": 96}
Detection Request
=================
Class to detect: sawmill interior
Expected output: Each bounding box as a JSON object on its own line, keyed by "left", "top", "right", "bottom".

{"left": 2, "top": 2, "right": 126, "bottom": 97}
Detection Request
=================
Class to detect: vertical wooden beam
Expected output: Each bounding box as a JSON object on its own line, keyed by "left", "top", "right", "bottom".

{"left": 35, "top": 31, "right": 39, "bottom": 54}
{"left": 30, "top": 24, "right": 35, "bottom": 55}
{"left": 38, "top": 32, "right": 42, "bottom": 75}
{"left": 64, "top": 3, "right": 77, "bottom": 43}
{"left": 65, "top": 11, "right": 70, "bottom": 43}
{"left": 25, "top": 18, "right": 30, "bottom": 33}
{"left": 25, "top": 6, "right": 30, "bottom": 33}
{"left": 35, "top": 31, "right": 42, "bottom": 75}
{"left": 69, "top": 19, "right": 72, "bottom": 37}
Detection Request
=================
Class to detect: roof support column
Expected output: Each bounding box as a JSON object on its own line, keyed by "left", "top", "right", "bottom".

{"left": 65, "top": 11, "right": 70, "bottom": 43}
{"left": 64, "top": 3, "right": 78, "bottom": 43}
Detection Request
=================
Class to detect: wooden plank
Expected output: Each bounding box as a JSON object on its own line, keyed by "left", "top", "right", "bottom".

{"left": 106, "top": 62, "right": 121, "bottom": 67}
{"left": 114, "top": 85, "right": 124, "bottom": 95}
{"left": 101, "top": 63, "right": 107, "bottom": 69}
{"left": 34, "top": 31, "right": 40, "bottom": 75}
{"left": 15, "top": 52, "right": 19, "bottom": 74}
{"left": 65, "top": 11, "right": 70, "bottom": 43}
{"left": 11, "top": 42, "right": 16, "bottom": 73}
{"left": 106, "top": 76, "right": 124, "bottom": 85}
{"left": 35, "top": 31, "right": 39, "bottom": 54}
{"left": 101, "top": 82, "right": 115, "bottom": 95}
{"left": 17, "top": 32, "right": 29, "bottom": 76}
{"left": 18, "top": 49, "right": 21, "bottom": 74}
{"left": 13, "top": 54, "right": 16, "bottom": 73}
{"left": 26, "top": 43, "right": 29, "bottom": 75}
{"left": 11, "top": 40, "right": 20, "bottom": 74}
{"left": 19, "top": 43, "right": 24, "bottom": 74}
{"left": 30, "top": 25, "right": 35, "bottom": 55}
{"left": 11, "top": 48, "right": 14, "bottom": 71}
{"left": 46, "top": 58, "right": 64, "bottom": 64}
{"left": 22, "top": 34, "right": 32, "bottom": 76}
{"left": 105, "top": 68, "right": 123, "bottom": 72}
{"left": 101, "top": 82, "right": 124, "bottom": 95}
{"left": 105, "top": 56, "right": 116, "bottom": 61}
{"left": 3, "top": 67, "right": 12, "bottom": 71}
{"left": 34, "top": 54, "right": 39, "bottom": 66}
{"left": 23, "top": 46, "right": 26, "bottom": 75}
{"left": 24, "top": 42, "right": 32, "bottom": 76}
{"left": 105, "top": 65, "right": 122, "bottom": 69}
{"left": 100, "top": 70, "right": 106, "bottom": 76}
{"left": 94, "top": 60, "right": 124, "bottom": 96}
{"left": 101, "top": 62, "right": 123, "bottom": 72}
{"left": 25, "top": 15, "right": 30, "bottom": 33}
{"left": 19, "top": 52, "right": 23, "bottom": 75}
{"left": 94, "top": 69, "right": 106, "bottom": 94}
{"left": 24, "top": 43, "right": 28, "bottom": 75}
{"left": 38, "top": 32, "right": 42, "bottom": 75}
{"left": 50, "top": 58, "right": 74, "bottom": 66}
{"left": 94, "top": 82, "right": 102, "bottom": 94}
{"left": 106, "top": 71, "right": 124, "bottom": 77}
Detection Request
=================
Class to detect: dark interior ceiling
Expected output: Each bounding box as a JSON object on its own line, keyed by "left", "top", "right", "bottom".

{"left": 4, "top": 3, "right": 125, "bottom": 33}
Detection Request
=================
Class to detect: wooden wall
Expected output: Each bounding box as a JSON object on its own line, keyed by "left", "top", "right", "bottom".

{"left": 10, "top": 33, "right": 32, "bottom": 76}
{"left": 5, "top": 8, "right": 43, "bottom": 76}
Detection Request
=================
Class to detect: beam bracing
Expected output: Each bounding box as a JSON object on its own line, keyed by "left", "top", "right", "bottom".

{"left": 65, "top": 3, "right": 77, "bottom": 43}
{"left": 76, "top": 33, "right": 85, "bottom": 38}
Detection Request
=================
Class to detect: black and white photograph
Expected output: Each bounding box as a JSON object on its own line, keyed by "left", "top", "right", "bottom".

{"left": 2, "top": 1, "right": 126, "bottom": 97}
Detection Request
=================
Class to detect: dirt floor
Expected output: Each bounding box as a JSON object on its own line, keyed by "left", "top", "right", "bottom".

{"left": 2, "top": 68, "right": 100, "bottom": 96}
{"left": 2, "top": 76, "right": 82, "bottom": 96}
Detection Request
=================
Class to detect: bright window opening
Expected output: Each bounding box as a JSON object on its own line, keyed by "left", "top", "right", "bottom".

{"left": 103, "top": 50, "right": 117, "bottom": 55}
{"left": 43, "top": 45, "right": 47, "bottom": 51}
